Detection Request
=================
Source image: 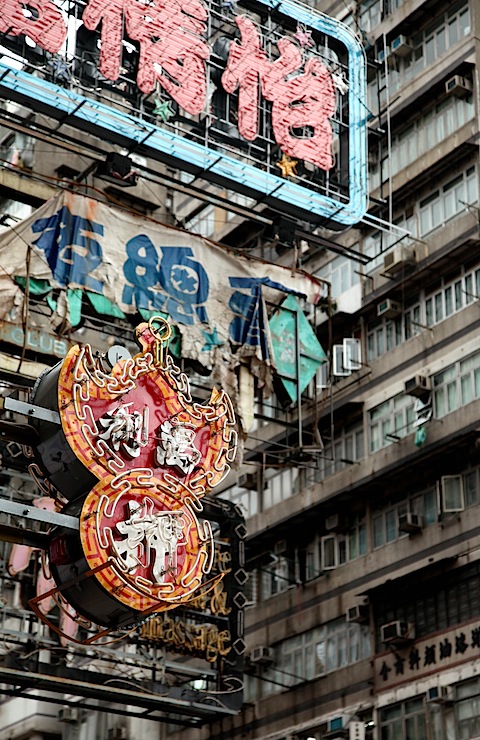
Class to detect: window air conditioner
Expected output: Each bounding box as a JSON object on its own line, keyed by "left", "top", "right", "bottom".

{"left": 381, "top": 621, "right": 415, "bottom": 645}
{"left": 445, "top": 75, "right": 472, "bottom": 98}
{"left": 249, "top": 646, "right": 274, "bottom": 665}
{"left": 344, "top": 338, "right": 362, "bottom": 371}
{"left": 404, "top": 375, "right": 430, "bottom": 398}
{"left": 398, "top": 512, "right": 423, "bottom": 534}
{"left": 377, "top": 48, "right": 388, "bottom": 64}
{"left": 58, "top": 707, "right": 79, "bottom": 723}
{"left": 325, "top": 717, "right": 348, "bottom": 739}
{"left": 377, "top": 298, "right": 402, "bottom": 319}
{"left": 383, "top": 246, "right": 416, "bottom": 276}
{"left": 274, "top": 539, "right": 287, "bottom": 555}
{"left": 427, "top": 686, "right": 454, "bottom": 704}
{"left": 325, "top": 513, "right": 347, "bottom": 533}
{"left": 346, "top": 604, "right": 369, "bottom": 624}
{"left": 391, "top": 34, "right": 412, "bottom": 57}
{"left": 377, "top": 48, "right": 395, "bottom": 68}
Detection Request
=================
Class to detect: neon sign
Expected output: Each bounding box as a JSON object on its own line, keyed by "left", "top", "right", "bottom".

{"left": 0, "top": 0, "right": 368, "bottom": 228}
{"left": 28, "top": 317, "right": 238, "bottom": 633}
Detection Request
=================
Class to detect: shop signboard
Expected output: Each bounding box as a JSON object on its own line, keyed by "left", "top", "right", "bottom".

{"left": 0, "top": 0, "right": 368, "bottom": 228}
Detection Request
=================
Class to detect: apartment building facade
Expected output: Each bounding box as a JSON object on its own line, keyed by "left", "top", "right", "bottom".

{"left": 179, "top": 0, "right": 480, "bottom": 738}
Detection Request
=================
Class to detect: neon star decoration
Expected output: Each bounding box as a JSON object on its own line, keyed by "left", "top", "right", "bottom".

{"left": 276, "top": 154, "right": 298, "bottom": 178}
{"left": 293, "top": 23, "right": 314, "bottom": 48}
{"left": 49, "top": 58, "right": 71, "bottom": 82}
{"left": 153, "top": 99, "right": 176, "bottom": 122}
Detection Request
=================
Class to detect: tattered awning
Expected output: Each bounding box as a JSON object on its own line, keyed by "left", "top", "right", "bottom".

{"left": 0, "top": 191, "right": 326, "bottom": 424}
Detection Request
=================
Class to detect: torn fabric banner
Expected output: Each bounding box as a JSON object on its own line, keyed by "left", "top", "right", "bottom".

{"left": 0, "top": 191, "right": 326, "bottom": 411}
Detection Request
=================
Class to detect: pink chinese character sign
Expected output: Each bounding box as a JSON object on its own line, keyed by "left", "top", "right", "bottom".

{"left": 0, "top": 0, "right": 368, "bottom": 227}
{"left": 222, "top": 15, "right": 336, "bottom": 170}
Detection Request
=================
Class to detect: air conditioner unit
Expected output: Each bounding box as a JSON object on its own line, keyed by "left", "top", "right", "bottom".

{"left": 427, "top": 686, "right": 454, "bottom": 704}
{"left": 445, "top": 75, "right": 472, "bottom": 97}
{"left": 274, "top": 539, "right": 287, "bottom": 555}
{"left": 325, "top": 717, "right": 348, "bottom": 739}
{"left": 383, "top": 246, "right": 416, "bottom": 275}
{"left": 391, "top": 34, "right": 412, "bottom": 56}
{"left": 398, "top": 512, "right": 424, "bottom": 534}
{"left": 249, "top": 646, "right": 274, "bottom": 665}
{"left": 325, "top": 513, "right": 347, "bottom": 533}
{"left": 381, "top": 620, "right": 415, "bottom": 645}
{"left": 377, "top": 48, "right": 395, "bottom": 68}
{"left": 404, "top": 375, "right": 430, "bottom": 397}
{"left": 58, "top": 707, "right": 79, "bottom": 723}
{"left": 344, "top": 338, "right": 362, "bottom": 371}
{"left": 333, "top": 344, "right": 350, "bottom": 377}
{"left": 346, "top": 604, "right": 369, "bottom": 624}
{"left": 377, "top": 48, "right": 388, "bottom": 64}
{"left": 377, "top": 298, "right": 402, "bottom": 319}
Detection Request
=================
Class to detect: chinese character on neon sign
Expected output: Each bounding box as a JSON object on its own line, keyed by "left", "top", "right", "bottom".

{"left": 0, "top": 0, "right": 368, "bottom": 228}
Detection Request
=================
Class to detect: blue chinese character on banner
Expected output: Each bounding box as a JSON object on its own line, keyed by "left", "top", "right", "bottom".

{"left": 229, "top": 278, "right": 267, "bottom": 352}
{"left": 122, "top": 234, "right": 161, "bottom": 310}
{"left": 229, "top": 276, "right": 302, "bottom": 358}
{"left": 32, "top": 206, "right": 104, "bottom": 292}
{"left": 158, "top": 246, "right": 209, "bottom": 324}
{"left": 122, "top": 240, "right": 210, "bottom": 325}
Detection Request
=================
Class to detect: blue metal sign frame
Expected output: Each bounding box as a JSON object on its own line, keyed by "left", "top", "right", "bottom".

{"left": 0, "top": 0, "right": 367, "bottom": 227}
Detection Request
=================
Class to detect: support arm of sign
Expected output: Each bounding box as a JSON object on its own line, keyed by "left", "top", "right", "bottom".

{"left": 0, "top": 499, "right": 79, "bottom": 531}
{"left": 0, "top": 397, "right": 60, "bottom": 424}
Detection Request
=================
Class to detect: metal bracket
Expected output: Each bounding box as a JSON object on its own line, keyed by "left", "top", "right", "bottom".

{"left": 0, "top": 397, "right": 60, "bottom": 425}
{"left": 0, "top": 499, "right": 79, "bottom": 531}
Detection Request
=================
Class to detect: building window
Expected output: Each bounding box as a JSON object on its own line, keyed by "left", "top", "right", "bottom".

{"left": 419, "top": 166, "right": 477, "bottom": 236}
{"left": 373, "top": 488, "right": 437, "bottom": 549}
{"left": 263, "top": 467, "right": 303, "bottom": 510}
{"left": 369, "top": 394, "right": 415, "bottom": 452}
{"left": 433, "top": 349, "right": 480, "bottom": 417}
{"left": 303, "top": 514, "right": 367, "bottom": 579}
{"left": 379, "top": 697, "right": 426, "bottom": 740}
{"left": 375, "top": 561, "right": 480, "bottom": 645}
{"left": 370, "top": 1, "right": 470, "bottom": 111}
{"left": 258, "top": 619, "right": 371, "bottom": 695}
{"left": 220, "top": 483, "right": 258, "bottom": 518}
{"left": 371, "top": 94, "right": 475, "bottom": 186}
{"left": 261, "top": 555, "right": 292, "bottom": 599}
{"left": 457, "top": 677, "right": 480, "bottom": 739}
{"left": 315, "top": 253, "right": 360, "bottom": 299}
{"left": 313, "top": 423, "right": 364, "bottom": 480}
{"left": 367, "top": 263, "right": 480, "bottom": 362}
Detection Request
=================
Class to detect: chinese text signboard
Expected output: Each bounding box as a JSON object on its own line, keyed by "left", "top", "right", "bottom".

{"left": 0, "top": 0, "right": 368, "bottom": 228}
{"left": 374, "top": 620, "right": 480, "bottom": 692}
